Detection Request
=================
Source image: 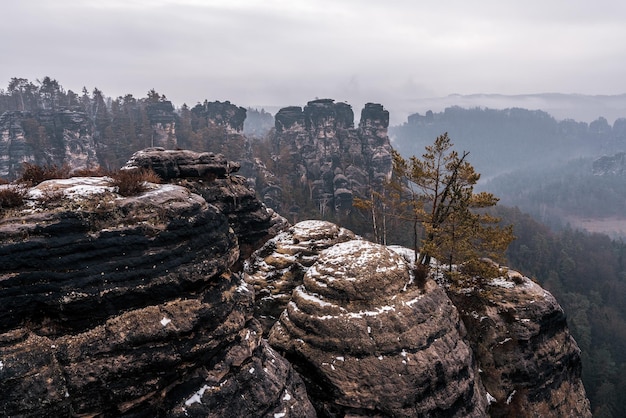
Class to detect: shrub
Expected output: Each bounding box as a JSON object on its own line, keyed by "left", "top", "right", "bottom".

{"left": 72, "top": 167, "right": 108, "bottom": 177}
{"left": 0, "top": 186, "right": 26, "bottom": 209}
{"left": 108, "top": 168, "right": 161, "bottom": 197}
{"left": 18, "top": 163, "right": 71, "bottom": 186}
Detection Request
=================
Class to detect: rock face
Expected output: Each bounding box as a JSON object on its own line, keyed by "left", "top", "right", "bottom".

{"left": 265, "top": 99, "right": 393, "bottom": 216}
{"left": 267, "top": 239, "right": 486, "bottom": 417}
{"left": 592, "top": 151, "right": 626, "bottom": 175}
{"left": 246, "top": 221, "right": 592, "bottom": 418}
{"left": 0, "top": 150, "right": 312, "bottom": 417}
{"left": 244, "top": 220, "right": 357, "bottom": 334}
{"left": 447, "top": 273, "right": 592, "bottom": 417}
{"left": 0, "top": 110, "right": 99, "bottom": 180}
{"left": 123, "top": 148, "right": 288, "bottom": 264}
{"left": 191, "top": 101, "right": 247, "bottom": 134}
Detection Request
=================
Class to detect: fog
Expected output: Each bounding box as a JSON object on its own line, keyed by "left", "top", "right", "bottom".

{"left": 2, "top": 0, "right": 626, "bottom": 125}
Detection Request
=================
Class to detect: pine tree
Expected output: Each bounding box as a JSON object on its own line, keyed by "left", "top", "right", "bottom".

{"left": 393, "top": 133, "right": 514, "bottom": 277}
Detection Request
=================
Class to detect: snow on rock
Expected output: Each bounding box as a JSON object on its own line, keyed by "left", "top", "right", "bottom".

{"left": 268, "top": 238, "right": 487, "bottom": 417}
{"left": 244, "top": 220, "right": 357, "bottom": 335}
{"left": 447, "top": 267, "right": 591, "bottom": 417}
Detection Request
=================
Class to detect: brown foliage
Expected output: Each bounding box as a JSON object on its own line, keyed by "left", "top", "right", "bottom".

{"left": 0, "top": 186, "right": 26, "bottom": 208}
{"left": 72, "top": 167, "right": 108, "bottom": 177}
{"left": 18, "top": 163, "right": 71, "bottom": 186}
{"left": 108, "top": 168, "right": 161, "bottom": 197}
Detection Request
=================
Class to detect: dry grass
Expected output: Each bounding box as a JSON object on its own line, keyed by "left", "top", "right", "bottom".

{"left": 0, "top": 186, "right": 27, "bottom": 209}
{"left": 108, "top": 168, "right": 161, "bottom": 197}
{"left": 72, "top": 167, "right": 108, "bottom": 177}
{"left": 18, "top": 163, "right": 71, "bottom": 186}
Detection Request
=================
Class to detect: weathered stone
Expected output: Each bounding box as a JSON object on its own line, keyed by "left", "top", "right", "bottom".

{"left": 264, "top": 99, "right": 393, "bottom": 217}
{"left": 191, "top": 101, "right": 247, "bottom": 134}
{"left": 0, "top": 154, "right": 310, "bottom": 417}
{"left": 245, "top": 220, "right": 357, "bottom": 334}
{"left": 268, "top": 239, "right": 487, "bottom": 417}
{"left": 123, "top": 147, "right": 240, "bottom": 179}
{"left": 0, "top": 110, "right": 99, "bottom": 180}
{"left": 447, "top": 272, "right": 592, "bottom": 417}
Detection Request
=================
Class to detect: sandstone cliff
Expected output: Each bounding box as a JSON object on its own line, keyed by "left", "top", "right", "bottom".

{"left": 261, "top": 100, "right": 393, "bottom": 217}
{"left": 245, "top": 221, "right": 592, "bottom": 417}
{"left": 0, "top": 109, "right": 99, "bottom": 180}
{"left": 0, "top": 149, "right": 592, "bottom": 417}
{"left": 0, "top": 149, "right": 313, "bottom": 417}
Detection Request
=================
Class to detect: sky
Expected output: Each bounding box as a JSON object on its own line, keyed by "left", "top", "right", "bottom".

{"left": 2, "top": 0, "right": 626, "bottom": 124}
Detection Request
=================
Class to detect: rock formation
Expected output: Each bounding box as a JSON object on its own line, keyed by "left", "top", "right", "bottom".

{"left": 245, "top": 221, "right": 592, "bottom": 417}
{"left": 0, "top": 146, "right": 592, "bottom": 417}
{"left": 0, "top": 149, "right": 312, "bottom": 417}
{"left": 244, "top": 220, "right": 357, "bottom": 334}
{"left": 592, "top": 151, "right": 626, "bottom": 176}
{"left": 123, "top": 148, "right": 288, "bottom": 264}
{"left": 267, "top": 239, "right": 487, "bottom": 417}
{"left": 447, "top": 272, "right": 592, "bottom": 417}
{"left": 0, "top": 109, "right": 99, "bottom": 180}
{"left": 264, "top": 99, "right": 393, "bottom": 217}
{"left": 191, "top": 100, "right": 247, "bottom": 134}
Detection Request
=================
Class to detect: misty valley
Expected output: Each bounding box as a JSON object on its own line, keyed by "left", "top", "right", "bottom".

{"left": 2, "top": 77, "right": 625, "bottom": 417}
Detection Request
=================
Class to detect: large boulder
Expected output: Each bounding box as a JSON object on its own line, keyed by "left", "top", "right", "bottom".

{"left": 268, "top": 239, "right": 487, "bottom": 417}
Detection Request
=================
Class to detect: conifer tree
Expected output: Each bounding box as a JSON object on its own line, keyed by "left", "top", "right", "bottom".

{"left": 393, "top": 133, "right": 514, "bottom": 276}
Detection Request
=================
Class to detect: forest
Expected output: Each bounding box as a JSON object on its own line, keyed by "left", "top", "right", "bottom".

{"left": 1, "top": 77, "right": 626, "bottom": 416}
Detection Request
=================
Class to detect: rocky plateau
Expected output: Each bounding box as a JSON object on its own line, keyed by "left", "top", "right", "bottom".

{"left": 0, "top": 148, "right": 592, "bottom": 417}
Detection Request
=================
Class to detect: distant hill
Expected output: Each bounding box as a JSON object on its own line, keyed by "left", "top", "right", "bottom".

{"left": 390, "top": 105, "right": 626, "bottom": 180}
{"left": 395, "top": 93, "right": 626, "bottom": 125}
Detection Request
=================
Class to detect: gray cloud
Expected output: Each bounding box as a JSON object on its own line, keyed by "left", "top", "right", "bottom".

{"left": 2, "top": 0, "right": 626, "bottom": 123}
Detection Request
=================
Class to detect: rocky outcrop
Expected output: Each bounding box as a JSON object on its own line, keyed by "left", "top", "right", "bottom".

{"left": 246, "top": 220, "right": 592, "bottom": 418}
{"left": 447, "top": 272, "right": 592, "bottom": 417}
{"left": 244, "top": 220, "right": 357, "bottom": 334}
{"left": 123, "top": 148, "right": 288, "bottom": 264}
{"left": 592, "top": 151, "right": 626, "bottom": 176}
{"left": 266, "top": 239, "right": 486, "bottom": 417}
{"left": 266, "top": 99, "right": 393, "bottom": 217}
{"left": 191, "top": 101, "right": 247, "bottom": 134}
{"left": 0, "top": 150, "right": 311, "bottom": 417}
{"left": 0, "top": 110, "right": 99, "bottom": 180}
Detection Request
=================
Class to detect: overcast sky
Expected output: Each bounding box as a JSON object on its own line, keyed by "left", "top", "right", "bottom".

{"left": 2, "top": 0, "right": 626, "bottom": 123}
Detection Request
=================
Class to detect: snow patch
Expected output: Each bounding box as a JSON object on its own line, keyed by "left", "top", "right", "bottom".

{"left": 489, "top": 277, "right": 515, "bottom": 289}
{"left": 486, "top": 392, "right": 497, "bottom": 405}
{"left": 336, "top": 356, "right": 345, "bottom": 361}
{"left": 347, "top": 305, "right": 395, "bottom": 318}
{"left": 0, "top": 360, "right": 4, "bottom": 370}
{"left": 506, "top": 390, "right": 517, "bottom": 405}
{"left": 403, "top": 295, "right": 423, "bottom": 307}
{"left": 236, "top": 281, "right": 251, "bottom": 293}
{"left": 249, "top": 367, "right": 255, "bottom": 374}
{"left": 185, "top": 384, "right": 213, "bottom": 406}
{"left": 295, "top": 287, "right": 334, "bottom": 307}
{"left": 274, "top": 412, "right": 286, "bottom": 418}
{"left": 282, "top": 392, "right": 292, "bottom": 401}
{"left": 160, "top": 317, "right": 171, "bottom": 327}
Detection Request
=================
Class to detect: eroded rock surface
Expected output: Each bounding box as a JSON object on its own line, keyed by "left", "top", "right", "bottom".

{"left": 0, "top": 110, "right": 99, "bottom": 180}
{"left": 263, "top": 100, "right": 393, "bottom": 217}
{"left": 245, "top": 220, "right": 357, "bottom": 334}
{"left": 447, "top": 272, "right": 592, "bottom": 417}
{"left": 268, "top": 239, "right": 486, "bottom": 417}
{"left": 250, "top": 220, "right": 592, "bottom": 418}
{"left": 0, "top": 151, "right": 311, "bottom": 417}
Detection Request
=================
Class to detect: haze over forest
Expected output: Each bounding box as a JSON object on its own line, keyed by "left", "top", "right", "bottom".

{"left": 2, "top": 1, "right": 626, "bottom": 125}
{"left": 3, "top": 0, "right": 626, "bottom": 416}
